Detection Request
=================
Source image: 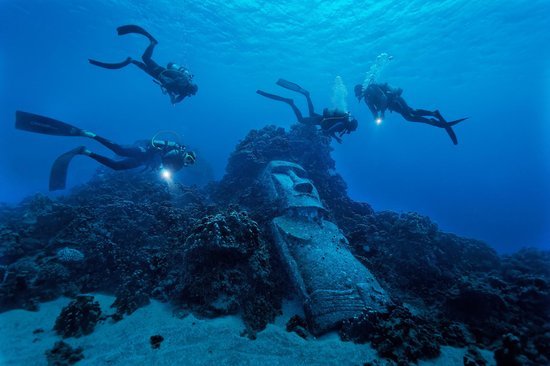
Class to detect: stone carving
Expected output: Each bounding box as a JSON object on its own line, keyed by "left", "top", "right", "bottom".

{"left": 262, "top": 160, "right": 389, "bottom": 334}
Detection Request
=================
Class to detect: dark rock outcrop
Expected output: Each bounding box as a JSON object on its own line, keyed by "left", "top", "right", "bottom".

{"left": 171, "top": 211, "right": 280, "bottom": 332}
{"left": 45, "top": 341, "right": 84, "bottom": 366}
{"left": 54, "top": 295, "right": 101, "bottom": 338}
{"left": 0, "top": 123, "right": 547, "bottom": 365}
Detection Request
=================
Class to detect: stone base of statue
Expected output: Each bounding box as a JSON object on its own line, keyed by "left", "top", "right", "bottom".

{"left": 272, "top": 214, "right": 389, "bottom": 335}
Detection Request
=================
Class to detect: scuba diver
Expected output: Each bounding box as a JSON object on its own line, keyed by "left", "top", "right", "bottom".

{"left": 15, "top": 111, "right": 196, "bottom": 191}
{"left": 257, "top": 79, "right": 358, "bottom": 143}
{"left": 89, "top": 25, "right": 198, "bottom": 105}
{"left": 354, "top": 83, "right": 467, "bottom": 145}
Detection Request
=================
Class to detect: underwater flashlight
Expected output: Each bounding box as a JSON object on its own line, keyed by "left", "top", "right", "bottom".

{"left": 376, "top": 118, "right": 383, "bottom": 125}
{"left": 161, "top": 169, "right": 172, "bottom": 181}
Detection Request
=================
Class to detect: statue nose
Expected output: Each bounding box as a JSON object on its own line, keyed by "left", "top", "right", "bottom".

{"left": 295, "top": 181, "right": 313, "bottom": 194}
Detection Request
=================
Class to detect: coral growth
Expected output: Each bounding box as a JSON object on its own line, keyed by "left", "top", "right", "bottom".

{"left": 0, "top": 123, "right": 548, "bottom": 365}
{"left": 340, "top": 305, "right": 441, "bottom": 364}
{"left": 54, "top": 295, "right": 102, "bottom": 338}
{"left": 45, "top": 341, "right": 84, "bottom": 366}
{"left": 172, "top": 211, "right": 280, "bottom": 332}
{"left": 150, "top": 335, "right": 164, "bottom": 349}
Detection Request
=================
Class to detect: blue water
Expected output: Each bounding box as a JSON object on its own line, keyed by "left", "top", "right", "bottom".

{"left": 0, "top": 0, "right": 548, "bottom": 252}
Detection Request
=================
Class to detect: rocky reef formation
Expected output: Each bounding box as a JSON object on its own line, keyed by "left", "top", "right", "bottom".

{"left": 1, "top": 124, "right": 548, "bottom": 365}
{"left": 45, "top": 341, "right": 84, "bottom": 365}
{"left": 54, "top": 295, "right": 101, "bottom": 338}
{"left": 170, "top": 210, "right": 280, "bottom": 332}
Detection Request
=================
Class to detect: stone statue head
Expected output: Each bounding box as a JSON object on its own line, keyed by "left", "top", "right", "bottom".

{"left": 261, "top": 160, "right": 324, "bottom": 214}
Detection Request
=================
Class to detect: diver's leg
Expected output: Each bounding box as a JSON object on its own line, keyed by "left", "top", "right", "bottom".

{"left": 303, "top": 93, "right": 317, "bottom": 117}
{"left": 82, "top": 149, "right": 143, "bottom": 171}
{"left": 89, "top": 58, "right": 132, "bottom": 70}
{"left": 413, "top": 109, "right": 438, "bottom": 117}
{"left": 141, "top": 41, "right": 161, "bottom": 70}
{"left": 91, "top": 135, "right": 144, "bottom": 157}
{"left": 401, "top": 110, "right": 441, "bottom": 126}
{"left": 275, "top": 79, "right": 316, "bottom": 117}
{"left": 393, "top": 99, "right": 442, "bottom": 126}
{"left": 129, "top": 59, "right": 148, "bottom": 72}
{"left": 256, "top": 90, "right": 305, "bottom": 123}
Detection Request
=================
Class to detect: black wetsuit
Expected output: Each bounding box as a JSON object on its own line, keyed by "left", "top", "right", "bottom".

{"left": 257, "top": 80, "right": 356, "bottom": 142}
{"left": 363, "top": 83, "right": 442, "bottom": 126}
{"left": 128, "top": 42, "right": 196, "bottom": 104}
{"left": 319, "top": 109, "right": 356, "bottom": 142}
{"left": 87, "top": 136, "right": 160, "bottom": 170}
{"left": 89, "top": 25, "right": 197, "bottom": 104}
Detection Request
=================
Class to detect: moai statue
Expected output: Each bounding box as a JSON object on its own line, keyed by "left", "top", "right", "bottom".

{"left": 262, "top": 160, "right": 389, "bottom": 334}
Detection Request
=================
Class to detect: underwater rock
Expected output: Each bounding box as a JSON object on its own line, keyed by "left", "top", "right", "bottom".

{"left": 45, "top": 341, "right": 84, "bottom": 366}
{"left": 0, "top": 123, "right": 548, "bottom": 365}
{"left": 54, "top": 295, "right": 102, "bottom": 338}
{"left": 493, "top": 333, "right": 526, "bottom": 366}
{"left": 111, "top": 269, "right": 151, "bottom": 321}
{"left": 464, "top": 346, "right": 487, "bottom": 366}
{"left": 174, "top": 210, "right": 280, "bottom": 331}
{"left": 263, "top": 160, "right": 389, "bottom": 334}
{"left": 340, "top": 305, "right": 441, "bottom": 364}
{"left": 0, "top": 258, "right": 40, "bottom": 311}
{"left": 286, "top": 314, "right": 309, "bottom": 339}
{"left": 214, "top": 124, "right": 355, "bottom": 219}
{"left": 150, "top": 335, "right": 164, "bottom": 349}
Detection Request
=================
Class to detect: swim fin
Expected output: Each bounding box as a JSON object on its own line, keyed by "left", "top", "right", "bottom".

{"left": 256, "top": 90, "right": 294, "bottom": 104}
{"left": 15, "top": 111, "right": 84, "bottom": 137}
{"left": 89, "top": 57, "right": 132, "bottom": 70}
{"left": 444, "top": 126, "right": 458, "bottom": 145}
{"left": 276, "top": 79, "right": 310, "bottom": 95}
{"left": 445, "top": 117, "right": 468, "bottom": 127}
{"left": 440, "top": 117, "right": 467, "bottom": 145}
{"left": 49, "top": 146, "right": 85, "bottom": 191}
{"left": 117, "top": 25, "right": 157, "bottom": 43}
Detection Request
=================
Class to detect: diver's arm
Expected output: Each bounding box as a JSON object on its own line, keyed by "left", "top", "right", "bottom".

{"left": 169, "top": 92, "right": 178, "bottom": 105}
{"left": 87, "top": 153, "right": 144, "bottom": 171}
{"left": 325, "top": 121, "right": 344, "bottom": 135}
{"left": 172, "top": 94, "right": 185, "bottom": 104}
{"left": 322, "top": 123, "right": 344, "bottom": 143}
{"left": 366, "top": 100, "right": 379, "bottom": 119}
{"left": 152, "top": 140, "right": 184, "bottom": 151}
{"left": 377, "top": 86, "right": 388, "bottom": 118}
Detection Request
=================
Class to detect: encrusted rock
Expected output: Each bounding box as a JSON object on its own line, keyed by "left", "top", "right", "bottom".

{"left": 175, "top": 211, "right": 279, "bottom": 331}
{"left": 340, "top": 305, "right": 441, "bottom": 364}
{"left": 45, "top": 340, "right": 84, "bottom": 365}
{"left": 54, "top": 295, "right": 101, "bottom": 338}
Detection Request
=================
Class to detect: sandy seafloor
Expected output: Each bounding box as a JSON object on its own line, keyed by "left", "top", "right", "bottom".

{"left": 0, "top": 294, "right": 496, "bottom": 366}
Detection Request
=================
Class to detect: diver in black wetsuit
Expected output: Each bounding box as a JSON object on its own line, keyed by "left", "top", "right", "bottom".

{"left": 89, "top": 25, "right": 198, "bottom": 105}
{"left": 354, "top": 83, "right": 467, "bottom": 145}
{"left": 15, "top": 111, "right": 196, "bottom": 191}
{"left": 257, "top": 79, "right": 358, "bottom": 143}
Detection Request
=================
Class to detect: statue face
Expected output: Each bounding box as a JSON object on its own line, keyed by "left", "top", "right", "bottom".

{"left": 262, "top": 160, "right": 324, "bottom": 212}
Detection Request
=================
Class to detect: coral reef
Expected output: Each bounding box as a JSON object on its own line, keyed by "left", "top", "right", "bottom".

{"left": 340, "top": 305, "right": 441, "bottom": 364}
{"left": 54, "top": 295, "right": 102, "bottom": 338}
{"left": 0, "top": 123, "right": 548, "bottom": 365}
{"left": 150, "top": 335, "right": 164, "bottom": 349}
{"left": 171, "top": 211, "right": 280, "bottom": 332}
{"left": 286, "top": 314, "right": 309, "bottom": 339}
{"left": 45, "top": 341, "right": 84, "bottom": 365}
